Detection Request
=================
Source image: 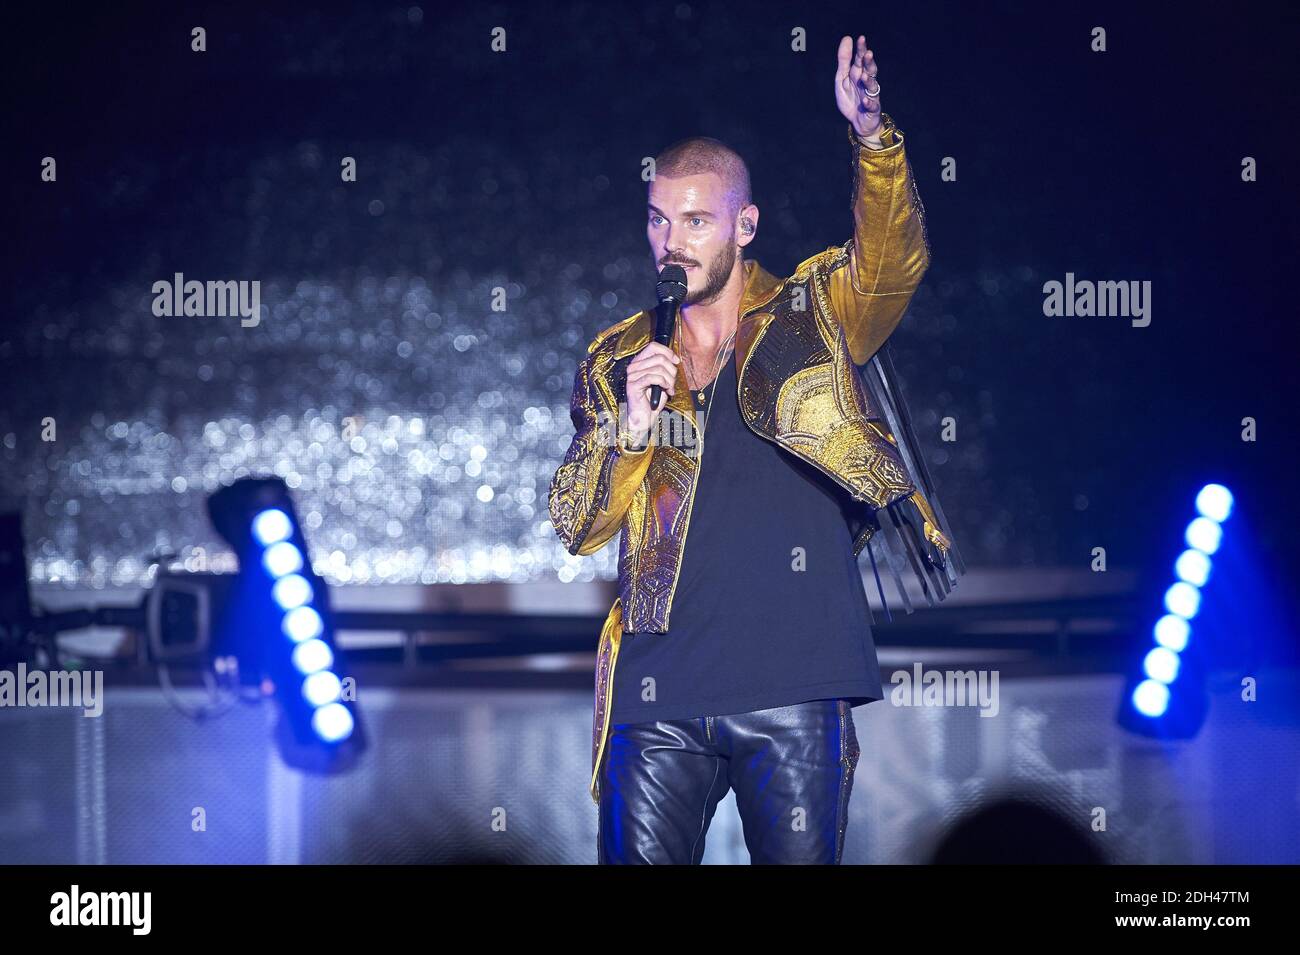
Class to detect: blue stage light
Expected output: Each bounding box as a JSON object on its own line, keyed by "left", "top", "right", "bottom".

{"left": 1123, "top": 483, "right": 1232, "bottom": 736}
{"left": 1132, "top": 680, "right": 1170, "bottom": 718}
{"left": 251, "top": 508, "right": 293, "bottom": 546}
{"left": 1164, "top": 581, "right": 1202, "bottom": 619}
{"left": 272, "top": 573, "right": 314, "bottom": 610}
{"left": 302, "top": 671, "right": 343, "bottom": 707}
{"left": 1174, "top": 548, "right": 1212, "bottom": 587}
{"left": 1143, "top": 646, "right": 1181, "bottom": 684}
{"left": 292, "top": 638, "right": 334, "bottom": 675}
{"left": 1153, "top": 614, "right": 1190, "bottom": 652}
{"left": 282, "top": 605, "right": 324, "bottom": 643}
{"left": 262, "top": 540, "right": 304, "bottom": 578}
{"left": 1195, "top": 484, "right": 1234, "bottom": 523}
{"left": 1184, "top": 517, "right": 1223, "bottom": 555}
{"left": 207, "top": 478, "right": 366, "bottom": 770}
{"left": 312, "top": 703, "right": 355, "bottom": 743}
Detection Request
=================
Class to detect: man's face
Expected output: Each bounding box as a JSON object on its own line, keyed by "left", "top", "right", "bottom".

{"left": 647, "top": 172, "right": 739, "bottom": 307}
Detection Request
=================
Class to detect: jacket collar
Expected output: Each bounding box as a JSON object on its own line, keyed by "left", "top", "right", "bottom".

{"left": 613, "top": 258, "right": 785, "bottom": 363}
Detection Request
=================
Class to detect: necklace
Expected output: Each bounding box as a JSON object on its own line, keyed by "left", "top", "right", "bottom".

{"left": 676, "top": 322, "right": 737, "bottom": 434}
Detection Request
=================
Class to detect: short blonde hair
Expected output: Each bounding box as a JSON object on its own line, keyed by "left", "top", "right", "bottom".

{"left": 653, "top": 136, "right": 752, "bottom": 220}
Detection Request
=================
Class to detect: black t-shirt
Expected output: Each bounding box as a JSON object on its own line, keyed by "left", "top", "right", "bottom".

{"left": 609, "top": 353, "right": 885, "bottom": 724}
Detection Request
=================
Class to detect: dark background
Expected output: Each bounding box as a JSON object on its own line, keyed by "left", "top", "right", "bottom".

{"left": 3, "top": 1, "right": 1297, "bottom": 595}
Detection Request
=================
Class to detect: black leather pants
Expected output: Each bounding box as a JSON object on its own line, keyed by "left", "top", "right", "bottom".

{"left": 597, "top": 699, "right": 861, "bottom": 864}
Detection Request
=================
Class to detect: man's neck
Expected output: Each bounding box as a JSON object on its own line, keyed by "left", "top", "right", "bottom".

{"left": 678, "top": 258, "right": 748, "bottom": 353}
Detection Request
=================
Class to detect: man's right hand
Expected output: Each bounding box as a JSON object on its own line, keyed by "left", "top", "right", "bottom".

{"left": 624, "top": 342, "right": 680, "bottom": 447}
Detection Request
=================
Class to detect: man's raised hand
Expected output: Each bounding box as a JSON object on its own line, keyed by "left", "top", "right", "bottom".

{"left": 835, "top": 35, "right": 883, "bottom": 142}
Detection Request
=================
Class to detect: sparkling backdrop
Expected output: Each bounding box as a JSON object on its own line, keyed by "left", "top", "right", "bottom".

{"left": 4, "top": 3, "right": 1290, "bottom": 591}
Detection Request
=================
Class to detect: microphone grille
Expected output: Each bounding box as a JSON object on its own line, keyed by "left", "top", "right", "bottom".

{"left": 656, "top": 264, "right": 687, "bottom": 301}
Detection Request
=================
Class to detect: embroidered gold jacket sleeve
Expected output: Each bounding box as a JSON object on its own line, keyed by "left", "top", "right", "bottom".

{"left": 831, "top": 118, "right": 931, "bottom": 364}
{"left": 548, "top": 346, "right": 655, "bottom": 558}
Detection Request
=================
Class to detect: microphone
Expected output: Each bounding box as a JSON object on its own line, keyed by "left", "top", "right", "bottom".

{"left": 649, "top": 264, "right": 687, "bottom": 412}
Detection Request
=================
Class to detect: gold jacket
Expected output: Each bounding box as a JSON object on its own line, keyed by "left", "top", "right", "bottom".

{"left": 548, "top": 119, "right": 953, "bottom": 803}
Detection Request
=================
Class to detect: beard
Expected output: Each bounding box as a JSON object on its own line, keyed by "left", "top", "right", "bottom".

{"left": 656, "top": 240, "right": 738, "bottom": 306}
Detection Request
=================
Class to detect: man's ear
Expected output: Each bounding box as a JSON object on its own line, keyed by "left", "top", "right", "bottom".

{"left": 737, "top": 203, "right": 759, "bottom": 247}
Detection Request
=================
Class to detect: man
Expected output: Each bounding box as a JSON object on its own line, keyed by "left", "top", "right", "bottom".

{"left": 549, "top": 36, "right": 960, "bottom": 864}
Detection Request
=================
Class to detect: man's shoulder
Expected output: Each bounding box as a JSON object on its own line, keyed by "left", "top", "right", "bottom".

{"left": 585, "top": 310, "right": 650, "bottom": 356}
{"left": 790, "top": 245, "right": 849, "bottom": 283}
